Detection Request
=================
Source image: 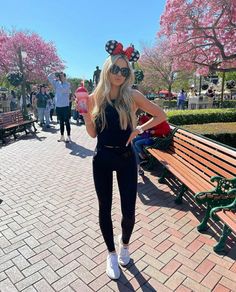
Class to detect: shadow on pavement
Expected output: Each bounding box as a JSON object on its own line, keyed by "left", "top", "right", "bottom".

{"left": 21, "top": 134, "right": 47, "bottom": 142}
{"left": 137, "top": 174, "right": 179, "bottom": 208}
{"left": 115, "top": 259, "right": 156, "bottom": 291}
{"left": 65, "top": 141, "right": 94, "bottom": 158}
{"left": 40, "top": 126, "right": 58, "bottom": 134}
{"left": 0, "top": 131, "right": 47, "bottom": 145}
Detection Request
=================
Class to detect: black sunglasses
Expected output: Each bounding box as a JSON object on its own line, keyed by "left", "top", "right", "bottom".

{"left": 110, "top": 64, "right": 130, "bottom": 78}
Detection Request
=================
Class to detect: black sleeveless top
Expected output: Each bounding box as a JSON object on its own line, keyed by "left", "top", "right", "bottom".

{"left": 95, "top": 102, "right": 132, "bottom": 147}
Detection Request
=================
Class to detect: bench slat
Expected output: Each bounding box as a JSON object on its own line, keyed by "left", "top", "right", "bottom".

{"left": 216, "top": 210, "right": 236, "bottom": 232}
{"left": 170, "top": 151, "right": 216, "bottom": 182}
{"left": 173, "top": 136, "right": 236, "bottom": 176}
{"left": 171, "top": 141, "right": 233, "bottom": 179}
{"left": 174, "top": 133, "right": 236, "bottom": 174}
{"left": 169, "top": 146, "right": 216, "bottom": 179}
{"left": 177, "top": 128, "right": 236, "bottom": 158}
{"left": 175, "top": 131, "right": 236, "bottom": 163}
{"left": 225, "top": 210, "right": 236, "bottom": 223}
{"left": 148, "top": 149, "right": 213, "bottom": 193}
{"left": 154, "top": 148, "right": 214, "bottom": 188}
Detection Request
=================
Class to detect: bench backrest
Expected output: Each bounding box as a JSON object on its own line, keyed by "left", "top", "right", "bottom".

{"left": 15, "top": 110, "right": 24, "bottom": 123}
{"left": 169, "top": 128, "right": 236, "bottom": 182}
{"left": 0, "top": 110, "right": 23, "bottom": 128}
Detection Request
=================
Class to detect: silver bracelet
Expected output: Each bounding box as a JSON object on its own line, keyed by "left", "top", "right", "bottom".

{"left": 136, "top": 126, "right": 144, "bottom": 134}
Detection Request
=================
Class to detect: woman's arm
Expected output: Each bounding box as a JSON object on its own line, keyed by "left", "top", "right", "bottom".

{"left": 47, "top": 73, "right": 57, "bottom": 89}
{"left": 126, "top": 90, "right": 167, "bottom": 146}
{"left": 82, "top": 94, "right": 97, "bottom": 138}
{"left": 132, "top": 89, "right": 167, "bottom": 130}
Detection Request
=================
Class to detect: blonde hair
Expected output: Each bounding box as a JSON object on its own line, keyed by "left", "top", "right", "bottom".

{"left": 92, "top": 55, "right": 136, "bottom": 131}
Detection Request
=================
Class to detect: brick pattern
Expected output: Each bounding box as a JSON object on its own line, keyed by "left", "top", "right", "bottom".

{"left": 0, "top": 123, "right": 236, "bottom": 291}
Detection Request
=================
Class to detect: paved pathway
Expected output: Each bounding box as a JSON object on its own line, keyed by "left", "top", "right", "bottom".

{"left": 0, "top": 122, "right": 235, "bottom": 292}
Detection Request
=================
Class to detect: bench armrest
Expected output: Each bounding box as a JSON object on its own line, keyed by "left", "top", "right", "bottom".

{"left": 146, "top": 127, "right": 178, "bottom": 151}
{"left": 212, "top": 176, "right": 236, "bottom": 193}
{"left": 210, "top": 176, "right": 225, "bottom": 183}
{"left": 195, "top": 177, "right": 236, "bottom": 205}
{"left": 24, "top": 113, "right": 34, "bottom": 120}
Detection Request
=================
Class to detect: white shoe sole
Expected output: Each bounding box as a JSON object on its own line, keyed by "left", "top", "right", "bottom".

{"left": 118, "top": 258, "right": 130, "bottom": 266}
{"left": 106, "top": 269, "right": 120, "bottom": 280}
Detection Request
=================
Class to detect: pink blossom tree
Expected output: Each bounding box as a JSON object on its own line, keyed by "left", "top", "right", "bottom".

{"left": 159, "top": 0, "right": 236, "bottom": 74}
{"left": 140, "top": 41, "right": 176, "bottom": 98}
{"left": 0, "top": 30, "right": 64, "bottom": 83}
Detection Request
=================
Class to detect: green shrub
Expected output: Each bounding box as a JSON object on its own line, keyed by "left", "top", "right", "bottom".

{"left": 221, "top": 100, "right": 236, "bottom": 108}
{"left": 167, "top": 108, "right": 236, "bottom": 125}
{"left": 163, "top": 100, "right": 177, "bottom": 108}
{"left": 204, "top": 133, "right": 236, "bottom": 148}
{"left": 181, "top": 122, "right": 236, "bottom": 149}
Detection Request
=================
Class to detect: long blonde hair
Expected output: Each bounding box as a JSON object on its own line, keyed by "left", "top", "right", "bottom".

{"left": 92, "top": 55, "right": 136, "bottom": 131}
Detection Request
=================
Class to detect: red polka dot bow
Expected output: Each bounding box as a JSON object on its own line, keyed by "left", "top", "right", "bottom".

{"left": 105, "top": 40, "right": 140, "bottom": 62}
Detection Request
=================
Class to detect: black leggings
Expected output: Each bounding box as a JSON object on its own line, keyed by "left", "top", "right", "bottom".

{"left": 93, "top": 145, "right": 137, "bottom": 252}
{"left": 56, "top": 106, "right": 71, "bottom": 136}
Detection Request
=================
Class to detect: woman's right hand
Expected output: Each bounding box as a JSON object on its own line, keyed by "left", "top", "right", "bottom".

{"left": 81, "top": 113, "right": 90, "bottom": 122}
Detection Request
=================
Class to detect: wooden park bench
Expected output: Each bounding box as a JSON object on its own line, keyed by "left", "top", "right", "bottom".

{"left": 210, "top": 195, "right": 236, "bottom": 252}
{"left": 0, "top": 110, "right": 37, "bottom": 144}
{"left": 145, "top": 127, "right": 236, "bottom": 232}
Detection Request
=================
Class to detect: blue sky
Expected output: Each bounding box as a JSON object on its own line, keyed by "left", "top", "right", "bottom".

{"left": 1, "top": 0, "right": 166, "bottom": 80}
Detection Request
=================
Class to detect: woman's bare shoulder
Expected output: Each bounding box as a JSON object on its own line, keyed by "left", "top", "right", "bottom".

{"left": 131, "top": 89, "right": 146, "bottom": 104}
{"left": 89, "top": 93, "right": 95, "bottom": 104}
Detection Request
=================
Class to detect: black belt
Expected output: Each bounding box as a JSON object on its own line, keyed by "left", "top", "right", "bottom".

{"left": 103, "top": 145, "right": 127, "bottom": 149}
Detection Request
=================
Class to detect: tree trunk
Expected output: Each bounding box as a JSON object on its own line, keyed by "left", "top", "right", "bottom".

{"left": 168, "top": 84, "right": 172, "bottom": 107}
{"left": 199, "top": 75, "right": 202, "bottom": 96}
{"left": 221, "top": 71, "right": 225, "bottom": 107}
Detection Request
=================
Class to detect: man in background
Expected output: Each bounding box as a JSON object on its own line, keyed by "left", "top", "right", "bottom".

{"left": 48, "top": 72, "right": 71, "bottom": 142}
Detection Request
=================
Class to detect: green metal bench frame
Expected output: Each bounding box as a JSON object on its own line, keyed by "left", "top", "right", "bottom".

{"left": 210, "top": 192, "right": 236, "bottom": 252}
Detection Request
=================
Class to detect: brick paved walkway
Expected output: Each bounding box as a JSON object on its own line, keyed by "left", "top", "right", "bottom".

{"left": 0, "top": 123, "right": 235, "bottom": 292}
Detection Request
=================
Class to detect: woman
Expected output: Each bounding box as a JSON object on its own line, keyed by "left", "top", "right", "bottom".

{"left": 36, "top": 85, "right": 48, "bottom": 127}
{"left": 177, "top": 89, "right": 186, "bottom": 110}
{"left": 82, "top": 40, "right": 167, "bottom": 280}
{"left": 48, "top": 72, "right": 71, "bottom": 142}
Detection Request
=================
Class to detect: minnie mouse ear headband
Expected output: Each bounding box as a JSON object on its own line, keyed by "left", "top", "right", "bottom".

{"left": 105, "top": 40, "right": 140, "bottom": 62}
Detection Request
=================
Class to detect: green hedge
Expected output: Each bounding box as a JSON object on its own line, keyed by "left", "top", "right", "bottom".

{"left": 167, "top": 108, "right": 236, "bottom": 125}
{"left": 163, "top": 100, "right": 177, "bottom": 108}
{"left": 220, "top": 100, "right": 236, "bottom": 108}
{"left": 203, "top": 133, "right": 236, "bottom": 148}
{"left": 161, "top": 99, "right": 236, "bottom": 109}
{"left": 181, "top": 123, "right": 236, "bottom": 148}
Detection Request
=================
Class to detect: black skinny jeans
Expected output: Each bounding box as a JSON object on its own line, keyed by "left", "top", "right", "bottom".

{"left": 56, "top": 106, "right": 71, "bottom": 136}
{"left": 93, "top": 145, "right": 137, "bottom": 252}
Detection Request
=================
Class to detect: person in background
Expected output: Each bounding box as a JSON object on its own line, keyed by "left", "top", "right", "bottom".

{"left": 70, "top": 94, "right": 78, "bottom": 123}
{"left": 49, "top": 92, "right": 55, "bottom": 122}
{"left": 133, "top": 113, "right": 171, "bottom": 175}
{"left": 177, "top": 89, "right": 186, "bottom": 110}
{"left": 31, "top": 91, "right": 38, "bottom": 121}
{"left": 48, "top": 72, "right": 71, "bottom": 142}
{"left": 82, "top": 40, "right": 167, "bottom": 280}
{"left": 36, "top": 85, "right": 48, "bottom": 127}
{"left": 10, "top": 90, "right": 17, "bottom": 111}
{"left": 69, "top": 93, "right": 74, "bottom": 120}
{"left": 206, "top": 86, "right": 215, "bottom": 99}
{"left": 93, "top": 66, "right": 101, "bottom": 87}
{"left": 44, "top": 86, "right": 52, "bottom": 128}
